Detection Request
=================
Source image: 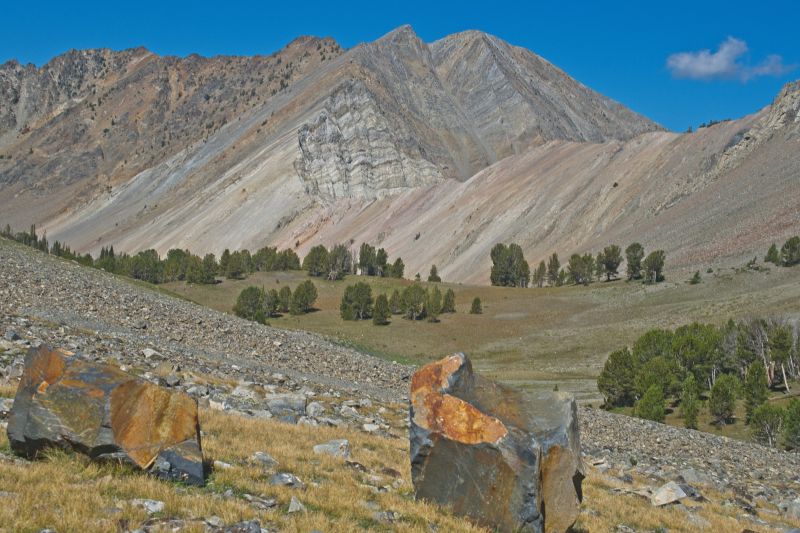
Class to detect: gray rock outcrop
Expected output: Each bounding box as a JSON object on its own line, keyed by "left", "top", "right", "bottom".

{"left": 409, "top": 353, "right": 583, "bottom": 533}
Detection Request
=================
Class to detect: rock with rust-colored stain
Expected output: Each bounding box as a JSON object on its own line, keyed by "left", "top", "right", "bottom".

{"left": 409, "top": 353, "right": 583, "bottom": 533}
{"left": 7, "top": 345, "right": 204, "bottom": 485}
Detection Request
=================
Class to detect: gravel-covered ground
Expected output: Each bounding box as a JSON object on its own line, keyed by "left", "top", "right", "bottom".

{"left": 2, "top": 238, "right": 800, "bottom": 529}
{"left": 0, "top": 239, "right": 412, "bottom": 401}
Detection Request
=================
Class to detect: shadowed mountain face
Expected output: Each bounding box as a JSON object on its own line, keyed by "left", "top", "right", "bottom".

{"left": 0, "top": 26, "right": 797, "bottom": 284}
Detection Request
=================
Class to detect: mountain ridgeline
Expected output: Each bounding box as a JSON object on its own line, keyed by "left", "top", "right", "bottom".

{"left": 0, "top": 27, "right": 798, "bottom": 284}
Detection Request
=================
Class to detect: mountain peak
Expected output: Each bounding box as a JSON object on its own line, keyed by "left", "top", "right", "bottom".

{"left": 375, "top": 24, "right": 420, "bottom": 44}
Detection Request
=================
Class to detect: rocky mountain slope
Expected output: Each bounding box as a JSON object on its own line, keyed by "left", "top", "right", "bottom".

{"left": 0, "top": 26, "right": 797, "bottom": 284}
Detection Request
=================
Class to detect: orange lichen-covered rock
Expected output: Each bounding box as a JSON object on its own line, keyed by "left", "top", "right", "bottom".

{"left": 409, "top": 353, "right": 583, "bottom": 533}
{"left": 7, "top": 345, "right": 204, "bottom": 485}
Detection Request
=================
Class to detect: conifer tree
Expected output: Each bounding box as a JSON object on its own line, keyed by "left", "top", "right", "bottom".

{"left": 373, "top": 294, "right": 390, "bottom": 325}
{"left": 547, "top": 253, "right": 560, "bottom": 285}
{"left": 428, "top": 264, "right": 441, "bottom": 282}
{"left": 743, "top": 364, "right": 769, "bottom": 423}
{"left": 625, "top": 243, "right": 644, "bottom": 280}
{"left": 764, "top": 243, "right": 780, "bottom": 265}
{"left": 442, "top": 288, "right": 456, "bottom": 313}
{"left": 635, "top": 384, "right": 665, "bottom": 422}
{"left": 403, "top": 284, "right": 427, "bottom": 320}
{"left": 470, "top": 297, "right": 482, "bottom": 315}
{"left": 783, "top": 399, "right": 800, "bottom": 450}
{"left": 427, "top": 286, "right": 442, "bottom": 322}
{"left": 681, "top": 375, "right": 700, "bottom": 429}
{"left": 601, "top": 244, "right": 623, "bottom": 281}
{"left": 389, "top": 289, "right": 402, "bottom": 314}
{"left": 391, "top": 257, "right": 405, "bottom": 279}
{"left": 278, "top": 286, "right": 292, "bottom": 313}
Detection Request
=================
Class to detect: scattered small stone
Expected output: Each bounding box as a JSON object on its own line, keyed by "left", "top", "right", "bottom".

{"left": 250, "top": 451, "right": 278, "bottom": 467}
{"left": 373, "top": 510, "right": 399, "bottom": 523}
{"left": 0, "top": 398, "right": 14, "bottom": 418}
{"left": 678, "top": 467, "right": 712, "bottom": 486}
{"left": 651, "top": 481, "right": 695, "bottom": 506}
{"left": 232, "top": 384, "right": 257, "bottom": 399}
{"left": 205, "top": 516, "right": 224, "bottom": 528}
{"left": 306, "top": 401, "right": 325, "bottom": 417}
{"left": 345, "top": 460, "right": 368, "bottom": 472}
{"left": 287, "top": 495, "right": 306, "bottom": 514}
{"left": 266, "top": 394, "right": 307, "bottom": 423}
{"left": 380, "top": 467, "right": 401, "bottom": 478}
{"left": 362, "top": 423, "right": 380, "bottom": 433}
{"left": 141, "top": 348, "right": 161, "bottom": 359}
{"left": 270, "top": 472, "right": 305, "bottom": 489}
{"left": 4, "top": 330, "right": 20, "bottom": 342}
{"left": 215, "top": 519, "right": 262, "bottom": 533}
{"left": 241, "top": 493, "right": 277, "bottom": 510}
{"left": 131, "top": 498, "right": 165, "bottom": 515}
{"left": 313, "top": 439, "right": 350, "bottom": 459}
{"left": 214, "top": 459, "right": 233, "bottom": 470}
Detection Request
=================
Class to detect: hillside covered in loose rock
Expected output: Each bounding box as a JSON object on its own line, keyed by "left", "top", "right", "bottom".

{"left": 2, "top": 238, "right": 800, "bottom": 531}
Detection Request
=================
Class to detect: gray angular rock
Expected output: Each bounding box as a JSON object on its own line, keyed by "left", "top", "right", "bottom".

{"left": 214, "top": 519, "right": 262, "bottom": 533}
{"left": 0, "top": 398, "right": 13, "bottom": 418}
{"left": 409, "top": 353, "right": 583, "bottom": 533}
{"left": 287, "top": 495, "right": 306, "bottom": 514}
{"left": 7, "top": 345, "right": 204, "bottom": 486}
{"left": 306, "top": 401, "right": 325, "bottom": 418}
{"left": 313, "top": 439, "right": 350, "bottom": 459}
{"left": 131, "top": 498, "right": 165, "bottom": 515}
{"left": 651, "top": 481, "right": 700, "bottom": 506}
{"left": 265, "top": 393, "right": 307, "bottom": 423}
{"left": 270, "top": 472, "right": 305, "bottom": 489}
{"left": 250, "top": 451, "right": 278, "bottom": 467}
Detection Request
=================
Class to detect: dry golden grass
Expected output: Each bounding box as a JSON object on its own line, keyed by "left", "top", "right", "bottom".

{"left": 0, "top": 407, "right": 484, "bottom": 533}
{"left": 1, "top": 400, "right": 797, "bottom": 532}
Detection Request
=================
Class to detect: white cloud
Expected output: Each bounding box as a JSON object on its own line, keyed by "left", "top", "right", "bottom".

{"left": 667, "top": 37, "right": 795, "bottom": 82}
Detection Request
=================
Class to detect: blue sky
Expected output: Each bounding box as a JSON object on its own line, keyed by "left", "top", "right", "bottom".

{"left": 2, "top": 0, "right": 797, "bottom": 131}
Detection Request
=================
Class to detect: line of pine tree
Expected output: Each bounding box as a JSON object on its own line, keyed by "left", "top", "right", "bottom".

{"left": 339, "top": 283, "right": 457, "bottom": 325}
{"left": 495, "top": 242, "right": 667, "bottom": 288}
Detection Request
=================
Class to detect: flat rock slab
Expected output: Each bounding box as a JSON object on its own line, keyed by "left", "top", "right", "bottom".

{"left": 410, "top": 353, "right": 583, "bottom": 533}
{"left": 7, "top": 345, "right": 204, "bottom": 485}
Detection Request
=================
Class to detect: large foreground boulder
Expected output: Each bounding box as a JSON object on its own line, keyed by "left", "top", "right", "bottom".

{"left": 409, "top": 353, "right": 583, "bottom": 533}
{"left": 7, "top": 345, "right": 204, "bottom": 485}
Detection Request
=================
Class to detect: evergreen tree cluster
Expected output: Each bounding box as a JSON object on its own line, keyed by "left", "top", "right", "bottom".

{"left": 233, "top": 280, "right": 317, "bottom": 322}
{"left": 598, "top": 318, "right": 800, "bottom": 449}
{"left": 490, "top": 243, "right": 530, "bottom": 287}
{"left": 355, "top": 243, "right": 405, "bottom": 279}
{"left": 764, "top": 236, "right": 800, "bottom": 267}
{"left": 302, "top": 243, "right": 355, "bottom": 280}
{"left": 340, "top": 283, "right": 456, "bottom": 325}
{"left": 0, "top": 223, "right": 300, "bottom": 285}
{"left": 506, "top": 242, "right": 666, "bottom": 288}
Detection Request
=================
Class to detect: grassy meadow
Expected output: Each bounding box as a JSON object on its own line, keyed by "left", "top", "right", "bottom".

{"left": 165, "top": 263, "right": 800, "bottom": 404}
